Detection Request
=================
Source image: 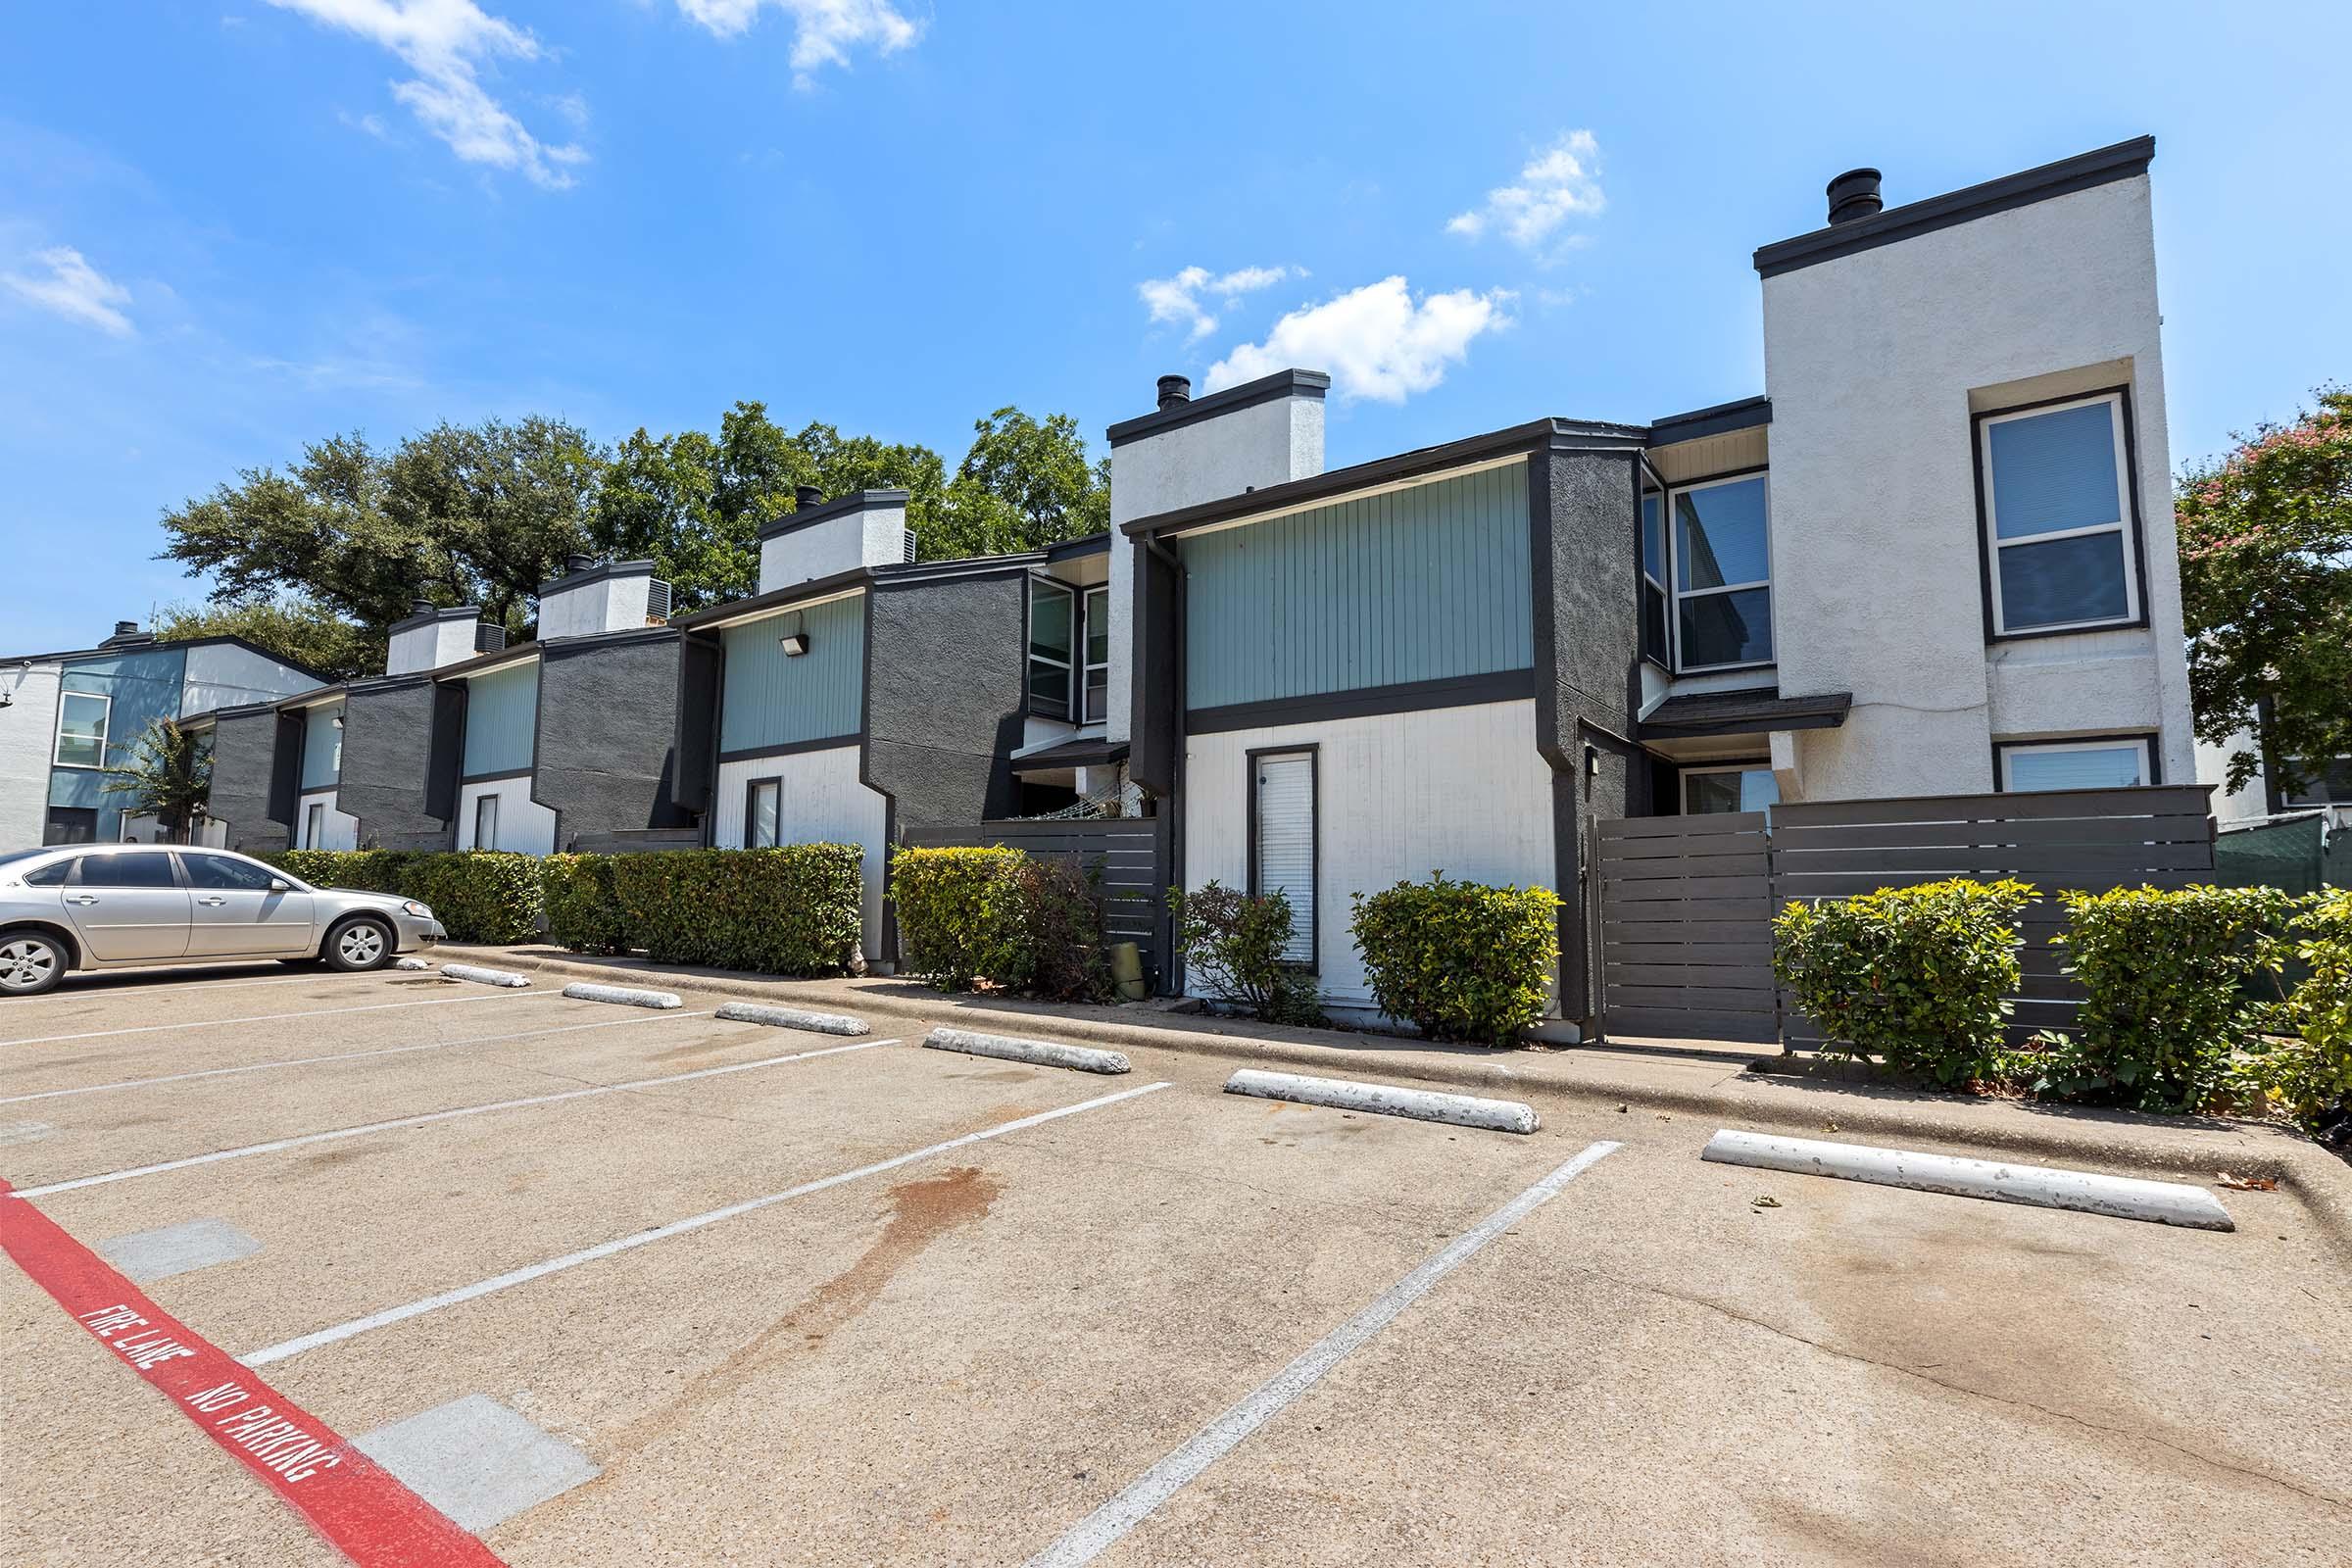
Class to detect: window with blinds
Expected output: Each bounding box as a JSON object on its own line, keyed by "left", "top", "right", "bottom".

{"left": 1251, "top": 750, "right": 1317, "bottom": 966}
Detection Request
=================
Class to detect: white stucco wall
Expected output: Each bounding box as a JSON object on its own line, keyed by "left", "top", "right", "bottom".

{"left": 386, "top": 614, "right": 484, "bottom": 676}
{"left": 710, "top": 744, "right": 891, "bottom": 959}
{"left": 0, "top": 660, "right": 63, "bottom": 850}
{"left": 455, "top": 779, "right": 559, "bottom": 856}
{"left": 1181, "top": 699, "right": 1554, "bottom": 1008}
{"left": 759, "top": 501, "right": 909, "bottom": 595}
{"left": 181, "top": 642, "right": 318, "bottom": 714}
{"left": 1105, "top": 390, "right": 1324, "bottom": 744}
{"left": 293, "top": 789, "right": 361, "bottom": 851}
{"left": 2196, "top": 723, "right": 2271, "bottom": 824}
{"left": 537, "top": 573, "right": 654, "bottom": 640}
{"left": 1761, "top": 172, "right": 2194, "bottom": 801}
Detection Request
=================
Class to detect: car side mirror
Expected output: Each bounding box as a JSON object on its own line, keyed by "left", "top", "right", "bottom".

{"left": 269, "top": 878, "right": 291, "bottom": 893}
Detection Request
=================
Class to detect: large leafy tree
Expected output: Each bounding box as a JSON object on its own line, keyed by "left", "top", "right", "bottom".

{"left": 933, "top": 407, "right": 1110, "bottom": 560}
{"left": 159, "top": 416, "right": 605, "bottom": 642}
{"left": 153, "top": 597, "right": 380, "bottom": 684}
{"left": 2177, "top": 386, "right": 2352, "bottom": 794}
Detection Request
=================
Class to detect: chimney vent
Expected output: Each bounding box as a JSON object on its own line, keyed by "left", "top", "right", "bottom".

{"left": 795, "top": 485, "right": 825, "bottom": 512}
{"left": 412, "top": 598, "right": 435, "bottom": 616}
{"left": 564, "top": 553, "right": 595, "bottom": 575}
{"left": 1156, "top": 374, "right": 1192, "bottom": 411}
{"left": 1826, "top": 168, "right": 1884, "bottom": 226}
{"left": 114, "top": 619, "right": 138, "bottom": 637}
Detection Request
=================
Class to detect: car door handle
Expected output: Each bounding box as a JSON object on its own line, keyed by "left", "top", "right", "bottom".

{"left": 68, "top": 895, "right": 98, "bottom": 906}
{"left": 197, "top": 896, "right": 228, "bottom": 907}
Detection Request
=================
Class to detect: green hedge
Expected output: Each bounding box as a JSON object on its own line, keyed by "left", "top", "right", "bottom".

{"left": 269, "top": 849, "right": 542, "bottom": 945}
{"left": 608, "top": 845, "right": 865, "bottom": 976}
{"left": 540, "top": 853, "right": 629, "bottom": 956}
{"left": 2243, "top": 889, "right": 2352, "bottom": 1139}
{"left": 1773, "top": 878, "right": 2035, "bottom": 1086}
{"left": 889, "top": 846, "right": 1032, "bottom": 991}
{"left": 1170, "top": 880, "right": 1320, "bottom": 1026}
{"left": 1349, "top": 873, "right": 1561, "bottom": 1047}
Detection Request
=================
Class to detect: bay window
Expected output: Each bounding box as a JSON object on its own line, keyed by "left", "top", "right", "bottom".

{"left": 1083, "top": 585, "right": 1109, "bottom": 723}
{"left": 1670, "top": 473, "right": 1773, "bottom": 671}
{"left": 1978, "top": 391, "right": 2139, "bottom": 636}
{"left": 1639, "top": 489, "right": 1670, "bottom": 665}
{"left": 1028, "top": 578, "right": 1075, "bottom": 718}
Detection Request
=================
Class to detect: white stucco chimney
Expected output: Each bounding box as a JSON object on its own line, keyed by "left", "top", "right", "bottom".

{"left": 384, "top": 602, "right": 491, "bottom": 676}
{"left": 535, "top": 556, "right": 666, "bottom": 639}
{"left": 756, "top": 489, "right": 912, "bottom": 595}
{"left": 1103, "top": 368, "right": 1330, "bottom": 742}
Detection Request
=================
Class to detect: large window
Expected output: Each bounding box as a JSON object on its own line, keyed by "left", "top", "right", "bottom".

{"left": 54, "top": 692, "right": 110, "bottom": 769}
{"left": 1639, "top": 489, "right": 1670, "bottom": 666}
{"left": 1996, "top": 736, "right": 2151, "bottom": 793}
{"left": 2280, "top": 758, "right": 2352, "bottom": 808}
{"left": 1979, "top": 392, "right": 2139, "bottom": 636}
{"left": 1083, "top": 586, "right": 1109, "bottom": 724}
{"left": 1682, "top": 763, "right": 1779, "bottom": 814}
{"left": 1028, "top": 578, "right": 1076, "bottom": 719}
{"left": 745, "top": 777, "right": 782, "bottom": 848}
{"left": 1669, "top": 474, "right": 1773, "bottom": 671}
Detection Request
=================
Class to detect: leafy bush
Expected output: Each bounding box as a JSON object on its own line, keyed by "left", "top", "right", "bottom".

{"left": 541, "top": 854, "right": 629, "bottom": 956}
{"left": 889, "top": 847, "right": 1033, "bottom": 991}
{"left": 2233, "top": 889, "right": 2352, "bottom": 1141}
{"left": 2041, "top": 884, "right": 2294, "bottom": 1111}
{"left": 1012, "top": 857, "right": 1112, "bottom": 1004}
{"left": 1348, "top": 873, "right": 1560, "bottom": 1046}
{"left": 1170, "top": 880, "right": 1321, "bottom": 1026}
{"left": 610, "top": 845, "right": 865, "bottom": 975}
{"left": 268, "top": 849, "right": 540, "bottom": 945}
{"left": 1773, "top": 878, "right": 2036, "bottom": 1085}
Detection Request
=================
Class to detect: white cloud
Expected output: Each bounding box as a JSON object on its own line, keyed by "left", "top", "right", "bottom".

{"left": 674, "top": 0, "right": 921, "bottom": 86}
{"left": 2, "top": 247, "right": 135, "bottom": 336}
{"left": 1446, "top": 129, "right": 1604, "bottom": 253}
{"left": 1206, "top": 276, "right": 1512, "bottom": 404}
{"left": 265, "top": 0, "right": 588, "bottom": 188}
{"left": 339, "top": 107, "right": 393, "bottom": 139}
{"left": 1138, "top": 264, "right": 1298, "bottom": 342}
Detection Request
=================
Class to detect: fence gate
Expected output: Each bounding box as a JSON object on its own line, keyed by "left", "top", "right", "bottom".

{"left": 904, "top": 814, "right": 1173, "bottom": 987}
{"left": 1592, "top": 810, "right": 1780, "bottom": 1042}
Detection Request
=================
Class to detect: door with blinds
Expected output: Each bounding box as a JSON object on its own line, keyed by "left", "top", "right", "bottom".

{"left": 1250, "top": 749, "right": 1317, "bottom": 966}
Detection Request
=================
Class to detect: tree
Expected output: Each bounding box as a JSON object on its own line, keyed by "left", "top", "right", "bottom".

{"left": 154, "top": 597, "right": 379, "bottom": 684}
{"left": 2177, "top": 386, "right": 2352, "bottom": 794}
{"left": 934, "top": 408, "right": 1110, "bottom": 560}
{"left": 159, "top": 416, "right": 606, "bottom": 643}
{"left": 101, "top": 717, "right": 212, "bottom": 844}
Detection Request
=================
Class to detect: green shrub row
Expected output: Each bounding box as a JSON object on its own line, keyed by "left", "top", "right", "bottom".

{"left": 270, "top": 849, "right": 542, "bottom": 945}
{"left": 610, "top": 846, "right": 866, "bottom": 976}
{"left": 888, "top": 846, "right": 1111, "bottom": 1002}
{"left": 1169, "top": 881, "right": 1322, "bottom": 1027}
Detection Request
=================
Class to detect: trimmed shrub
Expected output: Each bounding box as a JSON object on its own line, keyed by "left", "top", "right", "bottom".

{"left": 610, "top": 845, "right": 865, "bottom": 976}
{"left": 1773, "top": 878, "right": 2035, "bottom": 1085}
{"left": 1013, "top": 857, "right": 1113, "bottom": 1004}
{"left": 2042, "top": 883, "right": 2294, "bottom": 1111}
{"left": 267, "top": 849, "right": 540, "bottom": 945}
{"left": 1348, "top": 873, "right": 1560, "bottom": 1046}
{"left": 2240, "top": 889, "right": 2352, "bottom": 1144}
{"left": 1170, "top": 880, "right": 1321, "bottom": 1026}
{"left": 889, "top": 846, "right": 1033, "bottom": 991}
{"left": 542, "top": 853, "right": 630, "bottom": 956}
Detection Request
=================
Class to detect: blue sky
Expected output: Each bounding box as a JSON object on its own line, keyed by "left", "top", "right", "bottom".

{"left": 4, "top": 1, "right": 2347, "bottom": 651}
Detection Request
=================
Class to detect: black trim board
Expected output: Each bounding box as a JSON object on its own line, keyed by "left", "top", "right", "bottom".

{"left": 716, "top": 734, "right": 861, "bottom": 765}
{"left": 535, "top": 558, "right": 655, "bottom": 596}
{"left": 1105, "top": 369, "right": 1331, "bottom": 448}
{"left": 1647, "top": 396, "right": 1770, "bottom": 446}
{"left": 461, "top": 766, "right": 535, "bottom": 785}
{"left": 1187, "top": 669, "right": 1538, "bottom": 734}
{"left": 756, "top": 489, "right": 911, "bottom": 542}
{"left": 1753, "top": 136, "right": 2154, "bottom": 277}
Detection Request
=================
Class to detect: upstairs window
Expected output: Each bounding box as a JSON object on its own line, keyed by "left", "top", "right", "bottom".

{"left": 1996, "top": 736, "right": 2151, "bottom": 792}
{"left": 1083, "top": 586, "right": 1109, "bottom": 724}
{"left": 1670, "top": 474, "right": 1773, "bottom": 671}
{"left": 1639, "top": 490, "right": 1669, "bottom": 666}
{"left": 54, "top": 692, "right": 110, "bottom": 769}
{"left": 1979, "top": 392, "right": 2139, "bottom": 635}
{"left": 1028, "top": 578, "right": 1075, "bottom": 719}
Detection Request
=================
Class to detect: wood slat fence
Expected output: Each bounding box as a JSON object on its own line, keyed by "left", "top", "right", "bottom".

{"left": 1594, "top": 784, "right": 2216, "bottom": 1047}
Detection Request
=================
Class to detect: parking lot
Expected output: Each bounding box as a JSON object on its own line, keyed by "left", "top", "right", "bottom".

{"left": 4, "top": 962, "right": 2349, "bottom": 1566}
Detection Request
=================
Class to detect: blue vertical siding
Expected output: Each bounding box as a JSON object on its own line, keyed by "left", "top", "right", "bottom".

{"left": 49, "top": 647, "right": 190, "bottom": 839}
{"left": 299, "top": 704, "right": 343, "bottom": 790}
{"left": 461, "top": 661, "right": 539, "bottom": 777}
{"left": 718, "top": 592, "right": 866, "bottom": 755}
{"left": 1180, "top": 463, "right": 1534, "bottom": 710}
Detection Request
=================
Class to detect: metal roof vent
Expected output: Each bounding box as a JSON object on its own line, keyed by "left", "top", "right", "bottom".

{"left": 645, "top": 579, "right": 673, "bottom": 622}
{"left": 474, "top": 621, "right": 508, "bottom": 654}
{"left": 1826, "top": 168, "right": 1884, "bottom": 225}
{"left": 902, "top": 529, "right": 918, "bottom": 564}
{"left": 100, "top": 620, "right": 157, "bottom": 649}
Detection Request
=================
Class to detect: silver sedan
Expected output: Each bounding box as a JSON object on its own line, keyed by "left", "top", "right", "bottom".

{"left": 0, "top": 844, "right": 446, "bottom": 997}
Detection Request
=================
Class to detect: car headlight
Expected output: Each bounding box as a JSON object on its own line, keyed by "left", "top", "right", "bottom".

{"left": 401, "top": 901, "right": 432, "bottom": 919}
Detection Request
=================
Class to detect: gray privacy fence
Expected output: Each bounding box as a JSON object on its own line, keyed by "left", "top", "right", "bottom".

{"left": 1595, "top": 784, "right": 2217, "bottom": 1047}
{"left": 902, "top": 815, "right": 1173, "bottom": 985}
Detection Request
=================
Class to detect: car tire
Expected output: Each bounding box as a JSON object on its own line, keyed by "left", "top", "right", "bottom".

{"left": 0, "top": 929, "right": 71, "bottom": 998}
{"left": 322, "top": 916, "right": 395, "bottom": 973}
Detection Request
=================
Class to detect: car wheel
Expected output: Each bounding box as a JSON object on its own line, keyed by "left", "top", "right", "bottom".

{"left": 0, "top": 930, "right": 69, "bottom": 998}
{"left": 323, "top": 916, "right": 395, "bottom": 973}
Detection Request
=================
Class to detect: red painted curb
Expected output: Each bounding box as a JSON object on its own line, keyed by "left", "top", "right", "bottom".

{"left": 0, "top": 1181, "right": 507, "bottom": 1567}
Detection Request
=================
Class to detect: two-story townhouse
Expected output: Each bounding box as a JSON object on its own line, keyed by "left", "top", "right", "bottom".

{"left": 670, "top": 486, "right": 1075, "bottom": 963}
{"left": 0, "top": 623, "right": 322, "bottom": 848}
{"left": 1113, "top": 135, "right": 2194, "bottom": 1032}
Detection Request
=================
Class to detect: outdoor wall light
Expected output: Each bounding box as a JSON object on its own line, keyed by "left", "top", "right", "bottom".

{"left": 779, "top": 632, "right": 809, "bottom": 657}
{"left": 332, "top": 713, "right": 346, "bottom": 728}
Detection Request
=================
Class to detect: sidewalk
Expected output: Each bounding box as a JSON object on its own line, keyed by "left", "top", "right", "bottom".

{"left": 443, "top": 941, "right": 2352, "bottom": 1254}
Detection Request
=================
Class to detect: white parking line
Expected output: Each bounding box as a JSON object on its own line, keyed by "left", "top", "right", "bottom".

{"left": 11, "top": 1039, "right": 900, "bottom": 1198}
{"left": 0, "top": 1008, "right": 716, "bottom": 1106}
{"left": 0, "top": 990, "right": 559, "bottom": 1049}
{"left": 1024, "top": 1140, "right": 1623, "bottom": 1568}
{"left": 4, "top": 970, "right": 391, "bottom": 1005}
{"left": 240, "top": 1081, "right": 1173, "bottom": 1368}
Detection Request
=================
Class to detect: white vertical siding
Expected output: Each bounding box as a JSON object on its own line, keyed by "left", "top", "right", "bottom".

{"left": 1183, "top": 699, "right": 1556, "bottom": 1007}
{"left": 295, "top": 788, "right": 360, "bottom": 851}
{"left": 711, "top": 744, "right": 890, "bottom": 960}
{"left": 0, "top": 660, "right": 63, "bottom": 849}
{"left": 455, "top": 779, "right": 558, "bottom": 855}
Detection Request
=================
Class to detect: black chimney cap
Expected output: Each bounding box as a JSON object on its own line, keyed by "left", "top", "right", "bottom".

{"left": 564, "top": 553, "right": 596, "bottom": 575}
{"left": 795, "top": 485, "right": 825, "bottom": 511}
{"left": 1826, "top": 168, "right": 1884, "bottom": 226}
{"left": 1156, "top": 374, "right": 1192, "bottom": 411}
{"left": 114, "top": 619, "right": 138, "bottom": 637}
{"left": 411, "top": 598, "right": 435, "bottom": 615}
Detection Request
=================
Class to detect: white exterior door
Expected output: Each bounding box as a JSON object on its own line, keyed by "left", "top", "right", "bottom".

{"left": 1251, "top": 751, "right": 1316, "bottom": 965}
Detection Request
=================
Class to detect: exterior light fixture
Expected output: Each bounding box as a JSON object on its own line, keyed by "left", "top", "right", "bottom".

{"left": 332, "top": 713, "right": 346, "bottom": 728}
{"left": 780, "top": 632, "right": 809, "bottom": 657}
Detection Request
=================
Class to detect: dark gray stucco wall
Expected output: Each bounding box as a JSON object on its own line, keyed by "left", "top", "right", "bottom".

{"left": 533, "top": 631, "right": 691, "bottom": 846}
{"left": 862, "top": 572, "right": 1026, "bottom": 837}
{"left": 209, "top": 710, "right": 299, "bottom": 855}
{"left": 338, "top": 678, "right": 460, "bottom": 851}
{"left": 671, "top": 632, "right": 722, "bottom": 816}
{"left": 1126, "top": 544, "right": 1183, "bottom": 799}
{"left": 1530, "top": 442, "right": 1645, "bottom": 1027}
